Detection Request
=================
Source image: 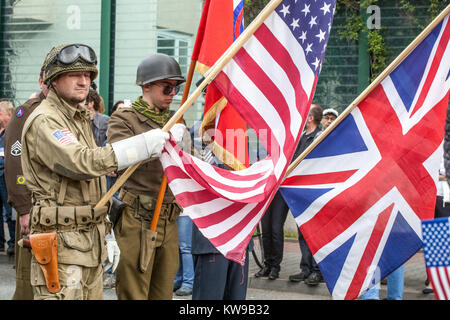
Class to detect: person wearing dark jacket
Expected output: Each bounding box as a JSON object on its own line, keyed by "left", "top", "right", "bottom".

{"left": 288, "top": 104, "right": 324, "bottom": 286}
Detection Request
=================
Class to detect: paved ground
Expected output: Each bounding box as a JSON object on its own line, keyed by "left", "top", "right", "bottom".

{"left": 0, "top": 238, "right": 435, "bottom": 301}
{"left": 247, "top": 238, "right": 435, "bottom": 300}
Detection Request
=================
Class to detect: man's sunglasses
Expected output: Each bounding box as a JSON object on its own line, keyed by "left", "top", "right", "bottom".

{"left": 46, "top": 44, "right": 97, "bottom": 73}
{"left": 152, "top": 82, "right": 181, "bottom": 95}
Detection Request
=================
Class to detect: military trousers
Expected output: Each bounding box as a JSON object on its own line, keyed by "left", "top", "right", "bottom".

{"left": 115, "top": 206, "right": 179, "bottom": 300}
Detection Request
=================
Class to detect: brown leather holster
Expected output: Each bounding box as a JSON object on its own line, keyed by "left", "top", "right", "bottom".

{"left": 29, "top": 232, "right": 61, "bottom": 293}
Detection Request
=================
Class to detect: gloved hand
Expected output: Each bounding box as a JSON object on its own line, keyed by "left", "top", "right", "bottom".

{"left": 111, "top": 128, "right": 170, "bottom": 170}
{"left": 104, "top": 231, "right": 120, "bottom": 273}
{"left": 170, "top": 123, "right": 188, "bottom": 144}
{"left": 143, "top": 128, "right": 170, "bottom": 158}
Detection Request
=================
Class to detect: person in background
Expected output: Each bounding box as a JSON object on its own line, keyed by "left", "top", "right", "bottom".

{"left": 288, "top": 104, "right": 324, "bottom": 286}
{"left": 85, "top": 89, "right": 109, "bottom": 147}
{"left": 4, "top": 55, "right": 50, "bottom": 299}
{"left": 0, "top": 100, "right": 15, "bottom": 257}
{"left": 321, "top": 108, "right": 338, "bottom": 130}
{"left": 173, "top": 212, "right": 194, "bottom": 296}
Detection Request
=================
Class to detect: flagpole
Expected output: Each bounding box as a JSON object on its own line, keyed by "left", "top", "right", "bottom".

{"left": 95, "top": 0, "right": 284, "bottom": 209}
{"left": 285, "top": 4, "right": 450, "bottom": 177}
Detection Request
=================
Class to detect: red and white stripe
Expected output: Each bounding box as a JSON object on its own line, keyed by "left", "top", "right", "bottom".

{"left": 428, "top": 266, "right": 450, "bottom": 300}
{"left": 161, "top": 9, "right": 319, "bottom": 264}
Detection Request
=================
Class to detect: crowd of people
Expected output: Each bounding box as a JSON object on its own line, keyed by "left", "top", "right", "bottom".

{"left": 0, "top": 42, "right": 448, "bottom": 301}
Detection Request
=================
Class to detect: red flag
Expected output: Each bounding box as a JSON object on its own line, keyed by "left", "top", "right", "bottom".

{"left": 192, "top": 0, "right": 249, "bottom": 170}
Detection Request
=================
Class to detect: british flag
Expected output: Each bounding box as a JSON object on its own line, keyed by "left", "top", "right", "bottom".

{"left": 280, "top": 13, "right": 450, "bottom": 300}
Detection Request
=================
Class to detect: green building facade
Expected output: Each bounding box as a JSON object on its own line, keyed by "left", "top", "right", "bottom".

{"left": 0, "top": 0, "right": 447, "bottom": 129}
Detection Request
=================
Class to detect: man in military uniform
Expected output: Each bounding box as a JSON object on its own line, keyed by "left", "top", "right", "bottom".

{"left": 21, "top": 44, "right": 170, "bottom": 300}
{"left": 4, "top": 55, "right": 50, "bottom": 300}
{"left": 107, "top": 53, "right": 188, "bottom": 300}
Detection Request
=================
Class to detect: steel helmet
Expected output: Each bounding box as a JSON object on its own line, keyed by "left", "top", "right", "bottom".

{"left": 44, "top": 43, "right": 98, "bottom": 86}
{"left": 136, "top": 53, "right": 185, "bottom": 86}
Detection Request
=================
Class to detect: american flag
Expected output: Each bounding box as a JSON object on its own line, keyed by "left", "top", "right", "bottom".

{"left": 52, "top": 129, "right": 78, "bottom": 146}
{"left": 161, "top": 0, "right": 336, "bottom": 264}
{"left": 422, "top": 217, "right": 450, "bottom": 300}
{"left": 280, "top": 13, "right": 450, "bottom": 299}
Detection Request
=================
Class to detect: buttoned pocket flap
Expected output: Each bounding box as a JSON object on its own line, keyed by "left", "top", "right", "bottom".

{"left": 39, "top": 207, "right": 57, "bottom": 226}
{"left": 75, "top": 206, "right": 92, "bottom": 225}
{"left": 57, "top": 207, "right": 75, "bottom": 226}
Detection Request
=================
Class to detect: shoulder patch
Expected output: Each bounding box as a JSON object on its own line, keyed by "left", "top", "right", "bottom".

{"left": 52, "top": 129, "right": 78, "bottom": 146}
{"left": 10, "top": 140, "right": 22, "bottom": 156}
{"left": 15, "top": 107, "right": 24, "bottom": 118}
{"left": 16, "top": 175, "right": 26, "bottom": 185}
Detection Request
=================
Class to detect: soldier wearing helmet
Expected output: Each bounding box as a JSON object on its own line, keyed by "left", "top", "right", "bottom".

{"left": 107, "top": 53, "right": 189, "bottom": 300}
{"left": 20, "top": 44, "right": 171, "bottom": 300}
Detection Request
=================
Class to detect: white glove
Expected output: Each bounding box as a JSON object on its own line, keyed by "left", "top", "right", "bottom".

{"left": 143, "top": 128, "right": 170, "bottom": 157}
{"left": 104, "top": 231, "right": 120, "bottom": 273}
{"left": 111, "top": 128, "right": 170, "bottom": 170}
{"left": 170, "top": 123, "right": 188, "bottom": 144}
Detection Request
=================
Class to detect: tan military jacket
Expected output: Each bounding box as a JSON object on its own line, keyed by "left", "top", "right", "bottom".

{"left": 21, "top": 90, "right": 117, "bottom": 208}
{"left": 107, "top": 104, "right": 175, "bottom": 203}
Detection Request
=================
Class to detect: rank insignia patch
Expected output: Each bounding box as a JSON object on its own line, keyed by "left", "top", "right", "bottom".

{"left": 11, "top": 140, "right": 21, "bottom": 156}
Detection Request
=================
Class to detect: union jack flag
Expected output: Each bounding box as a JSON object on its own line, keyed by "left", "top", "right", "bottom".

{"left": 161, "top": 0, "right": 336, "bottom": 264}
{"left": 280, "top": 13, "right": 450, "bottom": 300}
{"left": 421, "top": 217, "right": 450, "bottom": 300}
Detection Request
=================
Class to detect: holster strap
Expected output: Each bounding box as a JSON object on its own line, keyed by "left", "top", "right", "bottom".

{"left": 30, "top": 232, "right": 60, "bottom": 293}
{"left": 118, "top": 189, "right": 137, "bottom": 209}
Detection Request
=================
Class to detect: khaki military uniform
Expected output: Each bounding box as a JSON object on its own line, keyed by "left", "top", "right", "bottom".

{"left": 4, "top": 92, "right": 45, "bottom": 300}
{"left": 21, "top": 90, "right": 117, "bottom": 300}
{"left": 107, "top": 104, "right": 180, "bottom": 300}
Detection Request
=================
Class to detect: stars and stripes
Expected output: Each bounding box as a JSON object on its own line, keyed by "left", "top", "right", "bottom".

{"left": 421, "top": 217, "right": 450, "bottom": 300}
{"left": 51, "top": 129, "right": 78, "bottom": 146}
{"left": 161, "top": 0, "right": 336, "bottom": 264}
{"left": 279, "top": 13, "right": 450, "bottom": 299}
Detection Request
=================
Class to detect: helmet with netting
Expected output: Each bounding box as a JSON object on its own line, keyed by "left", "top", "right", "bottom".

{"left": 44, "top": 44, "right": 98, "bottom": 85}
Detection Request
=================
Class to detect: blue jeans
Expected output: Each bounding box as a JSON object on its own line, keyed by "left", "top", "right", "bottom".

{"left": 362, "top": 264, "right": 404, "bottom": 300}
{"left": 174, "top": 216, "right": 194, "bottom": 289}
{"left": 0, "top": 175, "right": 14, "bottom": 248}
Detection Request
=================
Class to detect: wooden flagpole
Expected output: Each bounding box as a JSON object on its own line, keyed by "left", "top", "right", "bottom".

{"left": 95, "top": 0, "right": 284, "bottom": 209}
{"left": 285, "top": 4, "right": 450, "bottom": 178}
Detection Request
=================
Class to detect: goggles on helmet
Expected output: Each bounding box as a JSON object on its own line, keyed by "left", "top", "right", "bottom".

{"left": 46, "top": 44, "right": 97, "bottom": 73}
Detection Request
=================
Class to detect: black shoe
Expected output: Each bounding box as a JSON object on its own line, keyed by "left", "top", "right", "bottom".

{"left": 254, "top": 266, "right": 271, "bottom": 278}
{"left": 175, "top": 286, "right": 192, "bottom": 296}
{"left": 305, "top": 273, "right": 322, "bottom": 286}
{"left": 288, "top": 271, "right": 310, "bottom": 282}
{"left": 268, "top": 268, "right": 279, "bottom": 280}
{"left": 6, "top": 246, "right": 14, "bottom": 256}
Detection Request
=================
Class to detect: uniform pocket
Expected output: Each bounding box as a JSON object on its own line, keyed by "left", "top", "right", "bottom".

{"left": 75, "top": 206, "right": 92, "bottom": 225}
{"left": 39, "top": 207, "right": 57, "bottom": 227}
{"left": 57, "top": 207, "right": 75, "bottom": 226}
{"left": 60, "top": 229, "right": 94, "bottom": 252}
